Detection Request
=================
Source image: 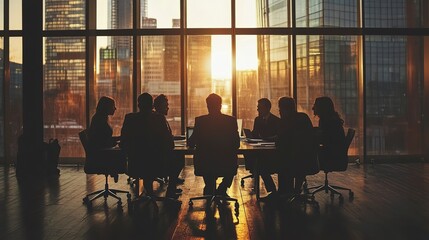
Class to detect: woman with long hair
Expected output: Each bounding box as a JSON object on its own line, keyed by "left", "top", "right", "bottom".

{"left": 88, "top": 96, "right": 119, "bottom": 151}
{"left": 313, "top": 97, "right": 346, "bottom": 169}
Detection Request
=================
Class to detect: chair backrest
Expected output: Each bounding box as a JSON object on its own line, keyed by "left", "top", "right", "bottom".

{"left": 345, "top": 128, "right": 356, "bottom": 152}
{"left": 78, "top": 129, "right": 89, "bottom": 155}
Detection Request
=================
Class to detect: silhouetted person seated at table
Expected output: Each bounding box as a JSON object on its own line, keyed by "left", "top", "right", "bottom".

{"left": 188, "top": 93, "right": 240, "bottom": 196}
{"left": 154, "top": 94, "right": 185, "bottom": 190}
{"left": 121, "top": 93, "right": 178, "bottom": 198}
{"left": 312, "top": 96, "right": 346, "bottom": 169}
{"left": 276, "top": 97, "right": 317, "bottom": 197}
{"left": 87, "top": 96, "right": 125, "bottom": 181}
{"left": 244, "top": 98, "right": 280, "bottom": 196}
{"left": 88, "top": 96, "right": 120, "bottom": 150}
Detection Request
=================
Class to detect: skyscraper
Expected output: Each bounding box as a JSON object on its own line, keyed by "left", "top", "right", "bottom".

{"left": 44, "top": 0, "right": 86, "bottom": 157}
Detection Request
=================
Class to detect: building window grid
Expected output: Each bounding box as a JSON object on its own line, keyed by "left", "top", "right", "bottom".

{"left": 0, "top": 0, "right": 426, "bottom": 161}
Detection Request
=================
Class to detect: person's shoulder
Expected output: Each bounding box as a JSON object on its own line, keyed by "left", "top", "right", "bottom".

{"left": 222, "top": 114, "right": 237, "bottom": 124}
{"left": 270, "top": 113, "right": 280, "bottom": 121}
{"left": 196, "top": 114, "right": 208, "bottom": 121}
{"left": 151, "top": 111, "right": 165, "bottom": 119}
{"left": 124, "top": 112, "right": 139, "bottom": 120}
{"left": 221, "top": 114, "right": 236, "bottom": 120}
{"left": 297, "top": 112, "right": 310, "bottom": 118}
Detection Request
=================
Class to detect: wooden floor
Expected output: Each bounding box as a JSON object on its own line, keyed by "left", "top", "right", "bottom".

{"left": 1, "top": 163, "right": 428, "bottom": 240}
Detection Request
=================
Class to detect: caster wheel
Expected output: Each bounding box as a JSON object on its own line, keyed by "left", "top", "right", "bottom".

{"left": 339, "top": 195, "right": 344, "bottom": 204}
{"left": 349, "top": 191, "right": 354, "bottom": 198}
{"left": 83, "top": 197, "right": 89, "bottom": 204}
{"left": 189, "top": 201, "right": 193, "bottom": 207}
{"left": 118, "top": 200, "right": 122, "bottom": 207}
{"left": 240, "top": 179, "right": 244, "bottom": 187}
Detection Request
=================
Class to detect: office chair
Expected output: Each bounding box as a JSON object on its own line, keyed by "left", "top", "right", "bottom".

{"left": 127, "top": 177, "right": 181, "bottom": 214}
{"left": 189, "top": 176, "right": 239, "bottom": 218}
{"left": 126, "top": 153, "right": 181, "bottom": 214}
{"left": 307, "top": 128, "right": 355, "bottom": 203}
{"left": 79, "top": 130, "right": 131, "bottom": 209}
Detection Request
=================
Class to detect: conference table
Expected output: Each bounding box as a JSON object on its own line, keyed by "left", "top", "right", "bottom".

{"left": 174, "top": 139, "right": 276, "bottom": 200}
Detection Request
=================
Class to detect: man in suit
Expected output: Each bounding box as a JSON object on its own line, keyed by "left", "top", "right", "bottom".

{"left": 188, "top": 93, "right": 240, "bottom": 196}
{"left": 153, "top": 94, "right": 185, "bottom": 192}
{"left": 245, "top": 98, "right": 280, "bottom": 196}
{"left": 121, "top": 93, "right": 178, "bottom": 198}
{"left": 276, "top": 97, "right": 318, "bottom": 196}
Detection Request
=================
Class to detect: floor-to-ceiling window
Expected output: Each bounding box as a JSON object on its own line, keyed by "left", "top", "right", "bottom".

{"left": 1, "top": 0, "right": 428, "bottom": 163}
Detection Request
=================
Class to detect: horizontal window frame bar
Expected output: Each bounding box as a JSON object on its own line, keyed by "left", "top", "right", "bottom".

{"left": 34, "top": 27, "right": 429, "bottom": 37}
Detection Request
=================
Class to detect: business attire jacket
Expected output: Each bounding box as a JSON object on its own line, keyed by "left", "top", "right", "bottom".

{"left": 121, "top": 111, "right": 174, "bottom": 178}
{"left": 189, "top": 113, "right": 240, "bottom": 177}
{"left": 88, "top": 113, "right": 117, "bottom": 151}
{"left": 252, "top": 113, "right": 280, "bottom": 139}
{"left": 276, "top": 112, "right": 318, "bottom": 175}
{"left": 86, "top": 113, "right": 125, "bottom": 174}
{"left": 318, "top": 116, "right": 347, "bottom": 171}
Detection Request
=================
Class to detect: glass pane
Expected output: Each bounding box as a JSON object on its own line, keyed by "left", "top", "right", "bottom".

{"left": 296, "top": 0, "right": 358, "bottom": 27}
{"left": 44, "top": 37, "right": 86, "bottom": 158}
{"left": 296, "top": 35, "right": 360, "bottom": 155}
{"left": 0, "top": 0, "right": 3, "bottom": 30}
{"left": 237, "top": 35, "right": 290, "bottom": 130}
{"left": 93, "top": 36, "right": 133, "bottom": 137}
{"left": 141, "top": 35, "right": 181, "bottom": 135}
{"left": 187, "top": 0, "right": 231, "bottom": 28}
{"left": 97, "top": 0, "right": 132, "bottom": 29}
{"left": 187, "top": 35, "right": 232, "bottom": 126}
{"left": 141, "top": 0, "right": 180, "bottom": 28}
{"left": 44, "top": 0, "right": 85, "bottom": 30}
{"left": 6, "top": 37, "right": 23, "bottom": 162}
{"left": 364, "top": 0, "right": 423, "bottom": 28}
{"left": 10, "top": 0, "right": 22, "bottom": 30}
{"left": 365, "top": 36, "right": 424, "bottom": 155}
{"left": 237, "top": 0, "right": 288, "bottom": 28}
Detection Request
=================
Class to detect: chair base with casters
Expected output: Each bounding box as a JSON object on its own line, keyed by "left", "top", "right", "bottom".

{"left": 307, "top": 171, "right": 354, "bottom": 203}
{"left": 284, "top": 178, "right": 319, "bottom": 209}
{"left": 188, "top": 178, "right": 239, "bottom": 218}
{"left": 308, "top": 128, "right": 356, "bottom": 203}
{"left": 128, "top": 178, "right": 181, "bottom": 214}
{"left": 82, "top": 174, "right": 131, "bottom": 209}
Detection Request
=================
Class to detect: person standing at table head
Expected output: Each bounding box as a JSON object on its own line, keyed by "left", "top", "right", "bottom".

{"left": 154, "top": 94, "right": 185, "bottom": 193}
{"left": 188, "top": 93, "right": 240, "bottom": 196}
{"left": 312, "top": 96, "right": 346, "bottom": 170}
{"left": 88, "top": 96, "right": 119, "bottom": 151}
{"left": 245, "top": 98, "right": 280, "bottom": 197}
{"left": 121, "top": 93, "right": 176, "bottom": 197}
{"left": 276, "top": 97, "right": 317, "bottom": 196}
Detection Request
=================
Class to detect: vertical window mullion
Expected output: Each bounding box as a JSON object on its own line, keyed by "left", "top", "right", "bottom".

{"left": 3, "top": 0, "right": 10, "bottom": 163}
{"left": 181, "top": 0, "right": 187, "bottom": 134}
{"left": 231, "top": 0, "right": 237, "bottom": 117}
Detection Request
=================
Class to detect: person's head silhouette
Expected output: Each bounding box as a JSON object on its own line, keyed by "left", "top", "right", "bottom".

{"left": 313, "top": 96, "right": 335, "bottom": 118}
{"left": 154, "top": 94, "right": 169, "bottom": 116}
{"left": 257, "top": 98, "right": 271, "bottom": 117}
{"left": 278, "top": 97, "right": 296, "bottom": 119}
{"left": 137, "top": 92, "right": 153, "bottom": 112}
{"left": 96, "top": 96, "right": 116, "bottom": 116}
{"left": 206, "top": 93, "right": 222, "bottom": 114}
